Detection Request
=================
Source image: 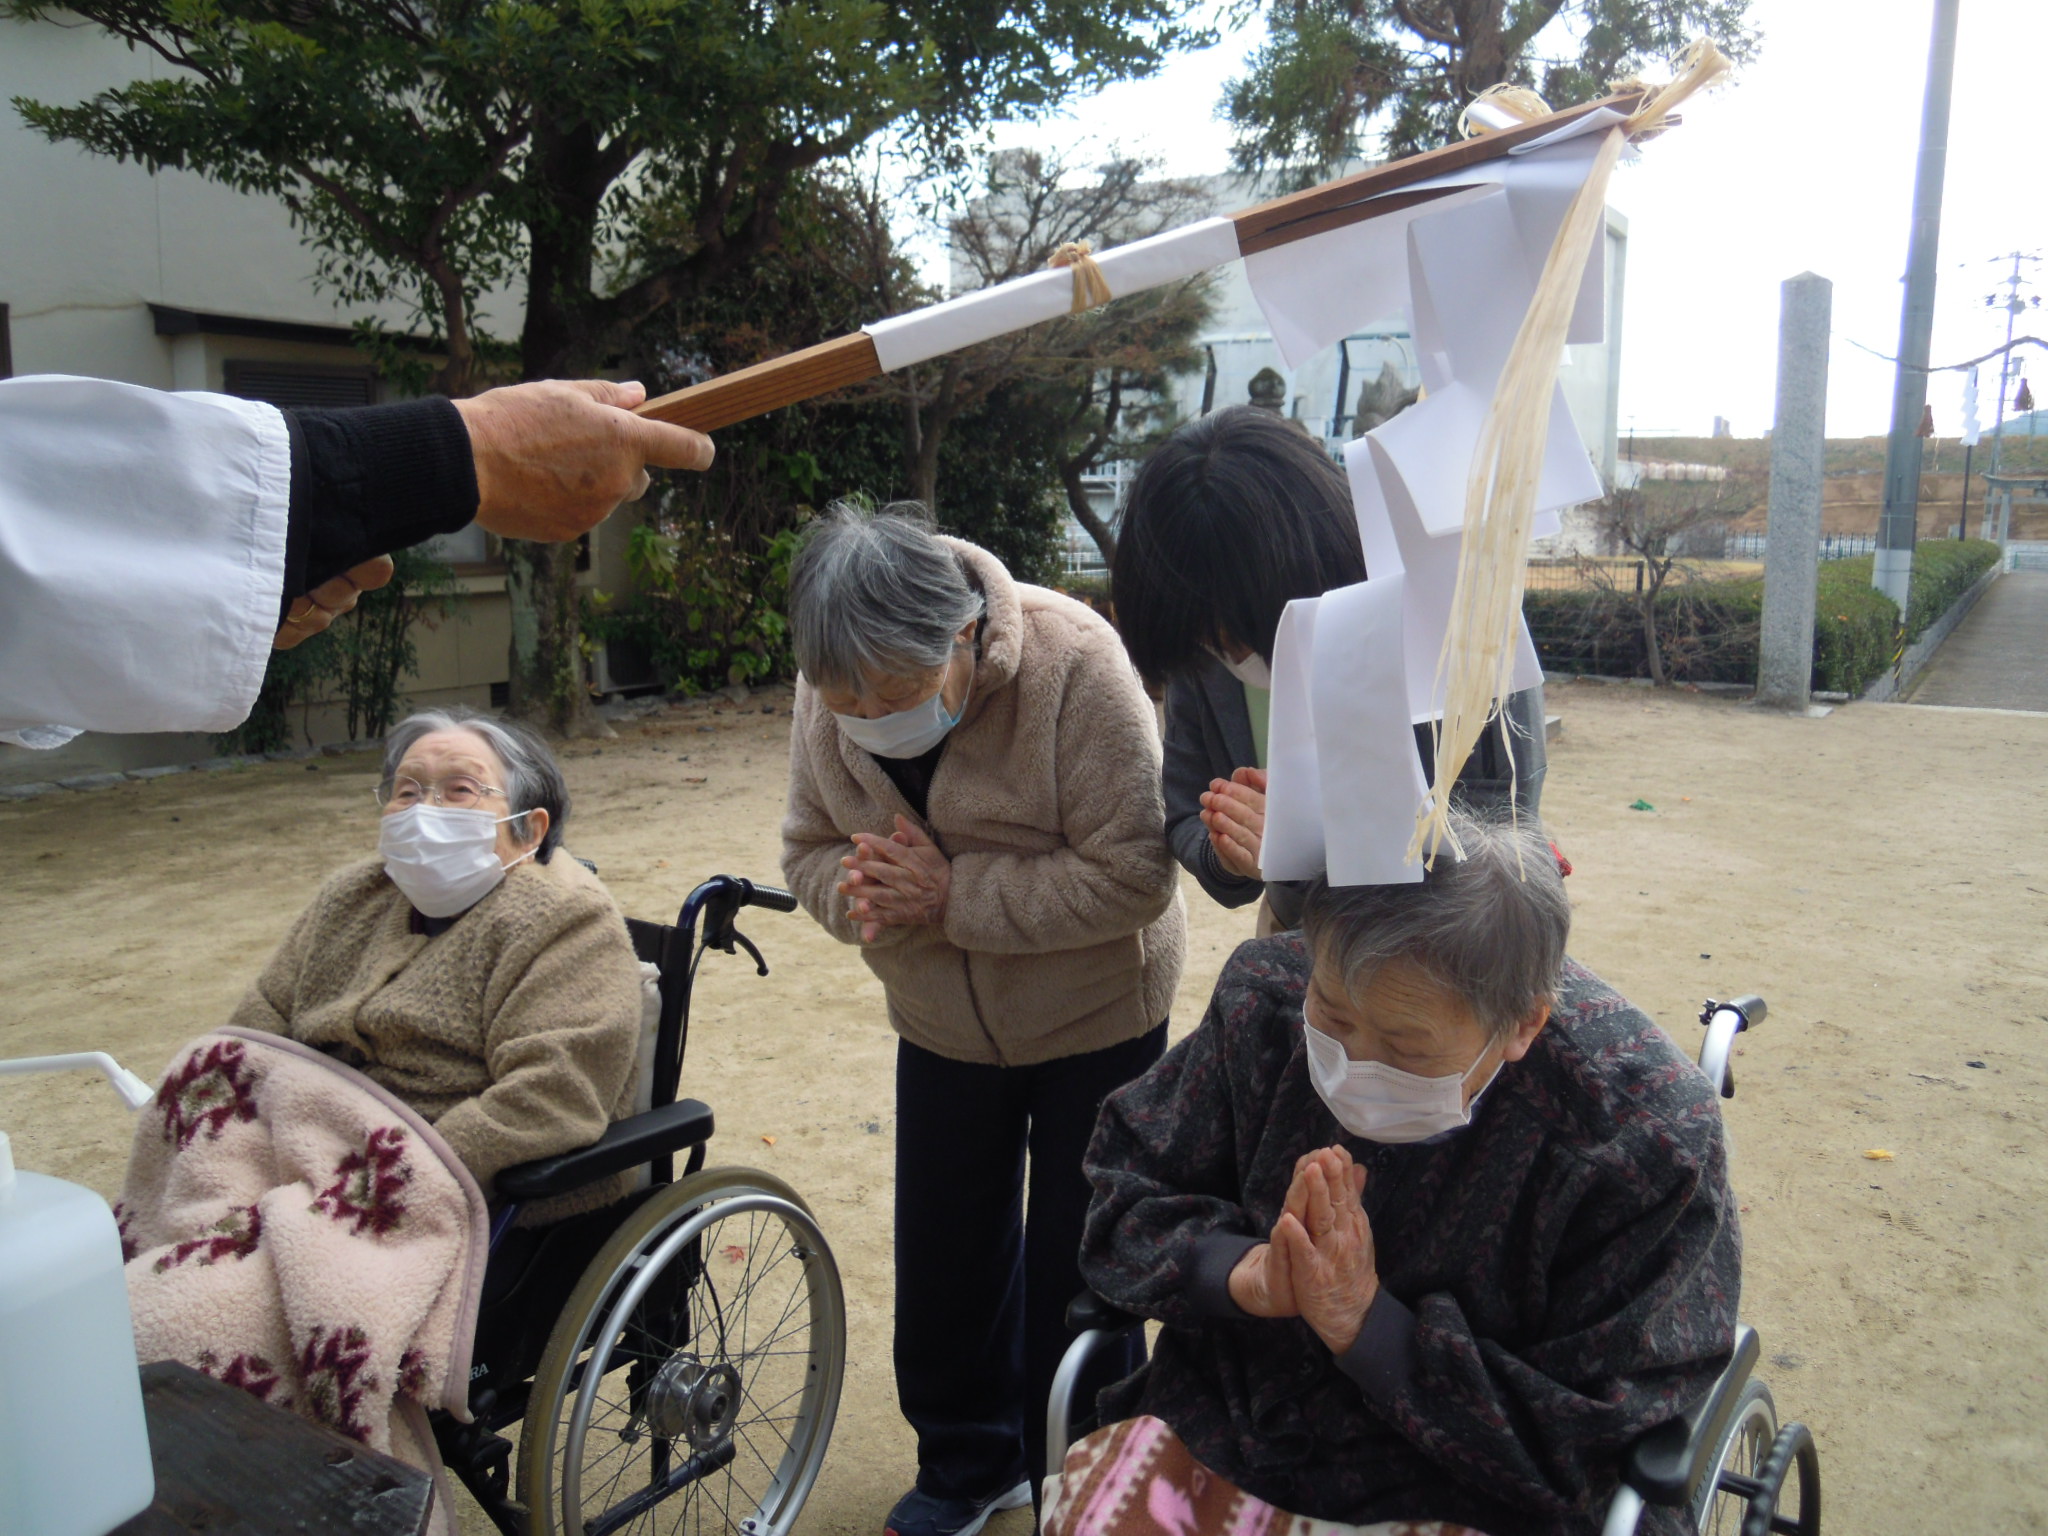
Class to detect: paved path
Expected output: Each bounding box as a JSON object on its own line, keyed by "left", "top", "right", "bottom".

{"left": 1904, "top": 570, "right": 2048, "bottom": 712}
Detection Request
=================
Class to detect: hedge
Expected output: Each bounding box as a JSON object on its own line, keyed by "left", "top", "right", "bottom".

{"left": 1524, "top": 540, "right": 2000, "bottom": 695}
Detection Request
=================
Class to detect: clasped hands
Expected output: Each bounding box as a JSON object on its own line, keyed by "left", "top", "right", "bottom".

{"left": 1201, "top": 766, "right": 1266, "bottom": 881}
{"left": 1227, "top": 1144, "right": 1380, "bottom": 1355}
{"left": 838, "top": 814, "right": 951, "bottom": 944}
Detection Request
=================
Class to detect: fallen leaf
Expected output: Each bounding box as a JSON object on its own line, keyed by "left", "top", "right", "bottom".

{"left": 655, "top": 859, "right": 669, "bottom": 868}
{"left": 761, "top": 1134, "right": 778, "bottom": 1146}
{"left": 1629, "top": 798, "right": 1655, "bottom": 812}
{"left": 1863, "top": 1149, "right": 1894, "bottom": 1161}
{"left": 720, "top": 1244, "right": 746, "bottom": 1263}
{"left": 1682, "top": 796, "right": 1693, "bottom": 803}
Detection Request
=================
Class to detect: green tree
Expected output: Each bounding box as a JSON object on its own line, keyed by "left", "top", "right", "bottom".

{"left": 833, "top": 149, "right": 1215, "bottom": 524}
{"left": 1226, "top": 0, "right": 1759, "bottom": 178}
{"left": 8, "top": 0, "right": 1206, "bottom": 732}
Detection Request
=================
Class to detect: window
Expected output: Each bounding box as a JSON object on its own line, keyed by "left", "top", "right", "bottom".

{"left": 222, "top": 360, "right": 375, "bottom": 408}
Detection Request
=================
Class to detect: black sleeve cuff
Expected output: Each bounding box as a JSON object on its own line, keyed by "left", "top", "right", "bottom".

{"left": 284, "top": 397, "right": 478, "bottom": 597}
{"left": 1186, "top": 1232, "right": 1259, "bottom": 1318}
{"left": 1334, "top": 1286, "right": 1417, "bottom": 1409}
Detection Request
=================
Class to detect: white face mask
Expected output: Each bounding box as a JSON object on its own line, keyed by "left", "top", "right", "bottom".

{"left": 832, "top": 661, "right": 970, "bottom": 760}
{"left": 1302, "top": 1019, "right": 1504, "bottom": 1144}
{"left": 378, "top": 804, "right": 535, "bottom": 918}
{"left": 1210, "top": 647, "right": 1272, "bottom": 690}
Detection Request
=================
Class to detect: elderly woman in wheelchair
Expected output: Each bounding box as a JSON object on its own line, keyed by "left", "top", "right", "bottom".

{"left": 1064, "top": 808, "right": 1772, "bottom": 1536}
{"left": 229, "top": 705, "right": 644, "bottom": 1217}
{"left": 123, "top": 706, "right": 847, "bottom": 1536}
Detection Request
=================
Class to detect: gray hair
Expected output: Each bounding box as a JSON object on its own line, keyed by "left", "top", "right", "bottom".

{"left": 1299, "top": 809, "right": 1570, "bottom": 1041}
{"left": 381, "top": 707, "right": 569, "bottom": 863}
{"left": 786, "top": 502, "right": 984, "bottom": 691}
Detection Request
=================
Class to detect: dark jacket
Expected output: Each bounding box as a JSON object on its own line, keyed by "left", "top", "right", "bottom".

{"left": 1080, "top": 936, "right": 1739, "bottom": 1535}
{"left": 1163, "top": 657, "right": 1549, "bottom": 929}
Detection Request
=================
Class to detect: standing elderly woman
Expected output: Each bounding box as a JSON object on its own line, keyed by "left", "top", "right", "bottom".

{"left": 231, "top": 706, "right": 643, "bottom": 1216}
{"left": 781, "top": 504, "right": 1186, "bottom": 1536}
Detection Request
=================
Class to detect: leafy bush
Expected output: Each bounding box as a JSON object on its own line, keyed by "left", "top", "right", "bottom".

{"left": 1522, "top": 550, "right": 1958, "bottom": 696}
{"left": 588, "top": 519, "right": 801, "bottom": 695}
{"left": 1820, "top": 539, "right": 2000, "bottom": 649}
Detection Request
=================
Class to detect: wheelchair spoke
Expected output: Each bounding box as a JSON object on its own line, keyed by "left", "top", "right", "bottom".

{"left": 524, "top": 1179, "right": 843, "bottom": 1536}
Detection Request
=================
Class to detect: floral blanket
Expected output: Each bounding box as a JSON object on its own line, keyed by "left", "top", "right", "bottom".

{"left": 1043, "top": 1415, "right": 1491, "bottom": 1536}
{"left": 117, "top": 1026, "right": 489, "bottom": 1487}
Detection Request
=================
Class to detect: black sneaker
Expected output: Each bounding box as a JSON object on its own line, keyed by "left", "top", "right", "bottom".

{"left": 883, "top": 1479, "right": 1033, "bottom": 1536}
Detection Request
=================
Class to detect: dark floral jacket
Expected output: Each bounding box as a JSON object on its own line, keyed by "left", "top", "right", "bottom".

{"left": 1080, "top": 935, "right": 1740, "bottom": 1536}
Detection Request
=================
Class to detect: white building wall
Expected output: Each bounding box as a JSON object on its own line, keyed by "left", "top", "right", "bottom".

{"left": 1, "top": 20, "right": 521, "bottom": 387}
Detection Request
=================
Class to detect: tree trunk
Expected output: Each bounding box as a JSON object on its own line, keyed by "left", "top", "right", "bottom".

{"left": 1639, "top": 564, "right": 1669, "bottom": 686}
{"left": 1059, "top": 467, "right": 1117, "bottom": 570}
{"left": 504, "top": 122, "right": 616, "bottom": 739}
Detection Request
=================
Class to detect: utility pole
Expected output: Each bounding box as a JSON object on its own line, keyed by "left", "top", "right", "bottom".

{"left": 1874, "top": 0, "right": 1961, "bottom": 611}
{"left": 1979, "top": 252, "right": 2040, "bottom": 532}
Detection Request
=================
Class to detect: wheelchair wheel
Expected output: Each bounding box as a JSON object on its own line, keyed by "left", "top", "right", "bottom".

{"left": 1692, "top": 1378, "right": 1775, "bottom": 1535}
{"left": 518, "top": 1167, "right": 846, "bottom": 1536}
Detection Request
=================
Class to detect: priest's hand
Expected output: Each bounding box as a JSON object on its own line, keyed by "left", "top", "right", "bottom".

{"left": 1200, "top": 766, "right": 1266, "bottom": 880}
{"left": 454, "top": 380, "right": 715, "bottom": 543}
{"left": 274, "top": 556, "right": 394, "bottom": 650}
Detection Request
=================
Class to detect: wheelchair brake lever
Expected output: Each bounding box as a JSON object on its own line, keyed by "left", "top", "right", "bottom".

{"left": 732, "top": 928, "right": 769, "bottom": 977}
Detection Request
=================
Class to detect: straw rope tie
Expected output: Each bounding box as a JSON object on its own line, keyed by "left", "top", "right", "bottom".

{"left": 1048, "top": 242, "right": 1114, "bottom": 314}
{"left": 1414, "top": 38, "right": 1731, "bottom": 869}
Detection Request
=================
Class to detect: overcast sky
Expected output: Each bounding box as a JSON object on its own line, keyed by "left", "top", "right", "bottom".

{"left": 978, "top": 0, "right": 2046, "bottom": 439}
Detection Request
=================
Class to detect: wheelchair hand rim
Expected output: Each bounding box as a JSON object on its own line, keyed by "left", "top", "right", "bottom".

{"left": 554, "top": 1188, "right": 841, "bottom": 1534}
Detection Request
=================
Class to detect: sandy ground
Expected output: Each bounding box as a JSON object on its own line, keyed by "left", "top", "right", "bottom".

{"left": 4, "top": 679, "right": 2045, "bottom": 1535}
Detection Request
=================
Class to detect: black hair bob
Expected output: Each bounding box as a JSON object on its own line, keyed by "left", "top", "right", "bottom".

{"left": 1111, "top": 405, "right": 1366, "bottom": 689}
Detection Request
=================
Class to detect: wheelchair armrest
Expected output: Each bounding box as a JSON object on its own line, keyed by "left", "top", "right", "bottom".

{"left": 1621, "top": 1324, "right": 1760, "bottom": 1506}
{"left": 1066, "top": 1289, "right": 1146, "bottom": 1335}
{"left": 493, "top": 1098, "right": 715, "bottom": 1203}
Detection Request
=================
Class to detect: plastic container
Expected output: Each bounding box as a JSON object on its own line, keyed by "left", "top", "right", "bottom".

{"left": 0, "top": 1066, "right": 156, "bottom": 1536}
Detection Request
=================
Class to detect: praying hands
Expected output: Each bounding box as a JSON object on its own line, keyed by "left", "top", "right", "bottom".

{"left": 837, "top": 814, "right": 951, "bottom": 943}
{"left": 1227, "top": 1144, "right": 1380, "bottom": 1354}
{"left": 1200, "top": 766, "right": 1266, "bottom": 880}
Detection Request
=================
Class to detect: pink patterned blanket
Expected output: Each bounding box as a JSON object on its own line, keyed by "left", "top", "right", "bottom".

{"left": 116, "top": 1026, "right": 489, "bottom": 1489}
{"left": 1042, "top": 1415, "right": 1492, "bottom": 1536}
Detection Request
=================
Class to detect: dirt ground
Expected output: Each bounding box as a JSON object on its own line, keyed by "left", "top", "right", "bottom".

{"left": 4, "top": 680, "right": 2045, "bottom": 1535}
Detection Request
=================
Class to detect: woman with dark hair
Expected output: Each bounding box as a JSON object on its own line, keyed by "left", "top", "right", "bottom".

{"left": 1111, "top": 405, "right": 1547, "bottom": 933}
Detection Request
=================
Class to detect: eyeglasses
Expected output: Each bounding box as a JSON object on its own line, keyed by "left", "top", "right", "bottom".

{"left": 374, "top": 773, "right": 506, "bottom": 810}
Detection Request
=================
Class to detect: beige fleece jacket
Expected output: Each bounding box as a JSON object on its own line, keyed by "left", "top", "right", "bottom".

{"left": 782, "top": 538, "right": 1186, "bottom": 1067}
{"left": 229, "top": 851, "right": 642, "bottom": 1215}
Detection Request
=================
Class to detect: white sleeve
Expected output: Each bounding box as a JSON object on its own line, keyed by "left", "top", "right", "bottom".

{"left": 0, "top": 374, "right": 292, "bottom": 739}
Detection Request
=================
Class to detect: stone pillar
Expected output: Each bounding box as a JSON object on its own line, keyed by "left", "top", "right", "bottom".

{"left": 1756, "top": 273, "right": 1832, "bottom": 711}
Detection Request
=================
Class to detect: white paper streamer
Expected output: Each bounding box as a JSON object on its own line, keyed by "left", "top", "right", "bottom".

{"left": 863, "top": 216, "right": 1243, "bottom": 373}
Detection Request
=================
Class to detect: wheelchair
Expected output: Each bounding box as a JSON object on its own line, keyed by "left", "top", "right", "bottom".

{"left": 431, "top": 875, "right": 846, "bottom": 1536}
{"left": 1045, "top": 996, "right": 1820, "bottom": 1536}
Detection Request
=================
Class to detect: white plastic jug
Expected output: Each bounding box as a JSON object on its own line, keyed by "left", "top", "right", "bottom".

{"left": 0, "top": 1056, "right": 157, "bottom": 1536}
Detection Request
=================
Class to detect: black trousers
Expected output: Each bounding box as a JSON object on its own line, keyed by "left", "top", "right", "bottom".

{"left": 893, "top": 1024, "right": 1167, "bottom": 1500}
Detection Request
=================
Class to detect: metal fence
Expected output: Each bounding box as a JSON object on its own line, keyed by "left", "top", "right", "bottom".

{"left": 1723, "top": 532, "right": 1878, "bottom": 560}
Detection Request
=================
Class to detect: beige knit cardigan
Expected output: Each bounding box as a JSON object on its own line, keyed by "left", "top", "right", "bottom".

{"left": 782, "top": 538, "right": 1186, "bottom": 1067}
{"left": 229, "top": 852, "right": 642, "bottom": 1215}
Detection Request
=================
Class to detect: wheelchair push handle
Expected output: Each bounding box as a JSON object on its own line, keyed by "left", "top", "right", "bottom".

{"left": 738, "top": 879, "right": 799, "bottom": 914}
{"left": 1697, "top": 995, "right": 1766, "bottom": 1101}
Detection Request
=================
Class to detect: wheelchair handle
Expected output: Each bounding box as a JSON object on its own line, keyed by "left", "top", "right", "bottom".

{"left": 738, "top": 879, "right": 799, "bottom": 914}
{"left": 1697, "top": 996, "right": 1766, "bottom": 1101}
